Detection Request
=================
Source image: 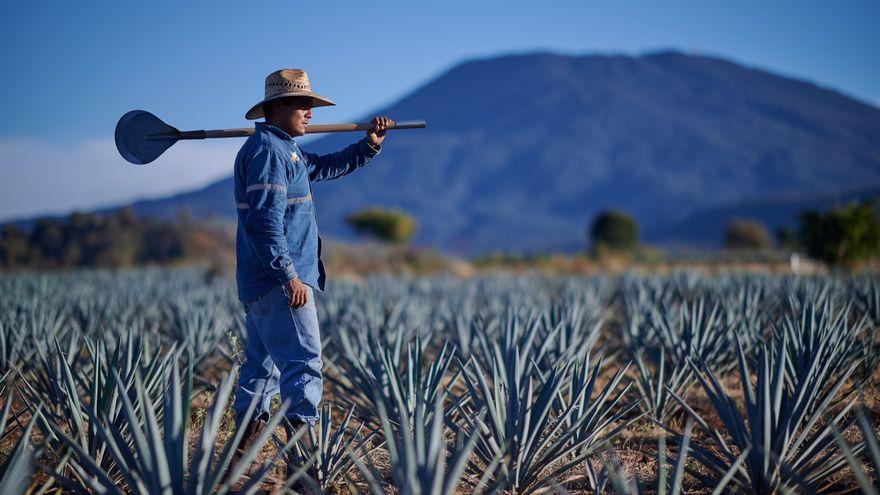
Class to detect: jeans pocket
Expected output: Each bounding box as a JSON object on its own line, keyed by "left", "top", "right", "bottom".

{"left": 279, "top": 283, "right": 312, "bottom": 308}
{"left": 274, "top": 284, "right": 299, "bottom": 310}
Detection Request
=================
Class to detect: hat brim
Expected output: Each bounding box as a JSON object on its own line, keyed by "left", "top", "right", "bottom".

{"left": 245, "top": 92, "right": 335, "bottom": 120}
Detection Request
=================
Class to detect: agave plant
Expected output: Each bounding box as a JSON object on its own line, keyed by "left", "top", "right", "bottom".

{"left": 671, "top": 334, "right": 859, "bottom": 494}
{"left": 455, "top": 350, "right": 639, "bottom": 494}
{"left": 19, "top": 330, "right": 178, "bottom": 483}
{"left": 776, "top": 296, "right": 871, "bottom": 389}
{"left": 652, "top": 299, "right": 736, "bottom": 373}
{"left": 44, "top": 362, "right": 305, "bottom": 495}
{"left": 775, "top": 297, "right": 880, "bottom": 392}
{"left": 469, "top": 309, "right": 546, "bottom": 374}
{"left": 538, "top": 282, "right": 608, "bottom": 364}
{"left": 162, "top": 292, "right": 236, "bottom": 374}
{"left": 715, "top": 276, "right": 772, "bottom": 353}
{"left": 352, "top": 391, "right": 492, "bottom": 495}
{"left": 0, "top": 288, "right": 70, "bottom": 374}
{"left": 330, "top": 328, "right": 460, "bottom": 426}
{"left": 631, "top": 348, "right": 695, "bottom": 424}
{"left": 279, "top": 403, "right": 381, "bottom": 494}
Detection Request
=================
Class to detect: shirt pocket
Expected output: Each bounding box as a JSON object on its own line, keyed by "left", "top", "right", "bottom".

{"left": 285, "top": 150, "right": 300, "bottom": 182}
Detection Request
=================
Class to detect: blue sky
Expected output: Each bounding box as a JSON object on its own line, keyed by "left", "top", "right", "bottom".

{"left": 1, "top": 0, "right": 877, "bottom": 221}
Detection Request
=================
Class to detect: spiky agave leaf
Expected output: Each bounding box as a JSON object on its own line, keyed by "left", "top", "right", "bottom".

{"left": 564, "top": 355, "right": 641, "bottom": 460}
{"left": 604, "top": 419, "right": 746, "bottom": 495}
{"left": 852, "top": 276, "right": 880, "bottom": 326}
{"left": 832, "top": 409, "right": 880, "bottom": 495}
{"left": 0, "top": 317, "right": 31, "bottom": 374}
{"left": 0, "top": 392, "right": 40, "bottom": 495}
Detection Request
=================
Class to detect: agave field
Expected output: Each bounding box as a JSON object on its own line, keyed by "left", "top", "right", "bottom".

{"left": 0, "top": 268, "right": 879, "bottom": 494}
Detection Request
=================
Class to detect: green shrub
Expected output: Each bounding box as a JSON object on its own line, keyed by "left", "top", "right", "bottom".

{"left": 589, "top": 209, "right": 638, "bottom": 253}
{"left": 724, "top": 219, "right": 771, "bottom": 250}
{"left": 346, "top": 207, "right": 417, "bottom": 244}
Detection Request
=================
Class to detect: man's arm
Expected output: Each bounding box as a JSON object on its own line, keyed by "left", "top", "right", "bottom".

{"left": 302, "top": 138, "right": 380, "bottom": 182}
{"left": 303, "top": 115, "right": 390, "bottom": 181}
{"left": 241, "top": 148, "right": 298, "bottom": 284}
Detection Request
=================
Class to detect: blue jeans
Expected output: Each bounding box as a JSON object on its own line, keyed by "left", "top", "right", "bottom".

{"left": 233, "top": 284, "right": 322, "bottom": 426}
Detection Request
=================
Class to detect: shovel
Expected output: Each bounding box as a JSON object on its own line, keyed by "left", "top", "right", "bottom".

{"left": 115, "top": 110, "right": 426, "bottom": 165}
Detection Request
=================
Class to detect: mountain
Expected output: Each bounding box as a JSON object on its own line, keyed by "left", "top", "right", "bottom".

{"left": 117, "top": 50, "right": 880, "bottom": 254}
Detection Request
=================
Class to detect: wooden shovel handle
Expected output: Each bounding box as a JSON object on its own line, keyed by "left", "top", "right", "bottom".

{"left": 305, "top": 120, "right": 426, "bottom": 134}
{"left": 148, "top": 120, "right": 426, "bottom": 140}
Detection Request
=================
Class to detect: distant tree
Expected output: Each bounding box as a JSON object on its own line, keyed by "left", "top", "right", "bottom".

{"left": 346, "top": 207, "right": 417, "bottom": 244}
{"left": 589, "top": 210, "right": 638, "bottom": 253}
{"left": 799, "top": 200, "right": 880, "bottom": 268}
{"left": 105, "top": 209, "right": 145, "bottom": 266}
{"left": 64, "top": 212, "right": 102, "bottom": 267}
{"left": 29, "top": 218, "right": 66, "bottom": 267}
{"left": 67, "top": 211, "right": 96, "bottom": 232}
{"left": 724, "top": 219, "right": 772, "bottom": 250}
{"left": 0, "top": 225, "right": 28, "bottom": 268}
{"left": 776, "top": 227, "right": 799, "bottom": 252}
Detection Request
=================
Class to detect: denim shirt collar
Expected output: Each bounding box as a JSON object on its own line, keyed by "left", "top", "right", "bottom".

{"left": 255, "top": 122, "right": 295, "bottom": 141}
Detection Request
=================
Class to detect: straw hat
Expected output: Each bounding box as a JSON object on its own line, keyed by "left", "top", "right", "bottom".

{"left": 245, "top": 69, "right": 335, "bottom": 120}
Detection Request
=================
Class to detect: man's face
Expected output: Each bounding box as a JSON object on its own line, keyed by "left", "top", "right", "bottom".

{"left": 274, "top": 98, "right": 313, "bottom": 137}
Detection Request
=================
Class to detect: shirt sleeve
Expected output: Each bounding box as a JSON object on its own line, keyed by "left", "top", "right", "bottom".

{"left": 302, "top": 137, "right": 381, "bottom": 182}
{"left": 241, "top": 147, "right": 298, "bottom": 283}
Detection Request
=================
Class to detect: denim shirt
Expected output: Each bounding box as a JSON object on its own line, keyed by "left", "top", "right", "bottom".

{"left": 234, "top": 122, "right": 380, "bottom": 303}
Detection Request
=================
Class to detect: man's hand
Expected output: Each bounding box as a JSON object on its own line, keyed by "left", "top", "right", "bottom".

{"left": 285, "top": 278, "right": 308, "bottom": 308}
{"left": 366, "top": 115, "right": 392, "bottom": 149}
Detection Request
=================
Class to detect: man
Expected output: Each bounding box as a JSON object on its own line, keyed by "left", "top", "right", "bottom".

{"left": 230, "top": 68, "right": 389, "bottom": 475}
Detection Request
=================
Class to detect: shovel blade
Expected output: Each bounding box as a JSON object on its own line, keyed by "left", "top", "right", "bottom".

{"left": 115, "top": 110, "right": 179, "bottom": 164}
